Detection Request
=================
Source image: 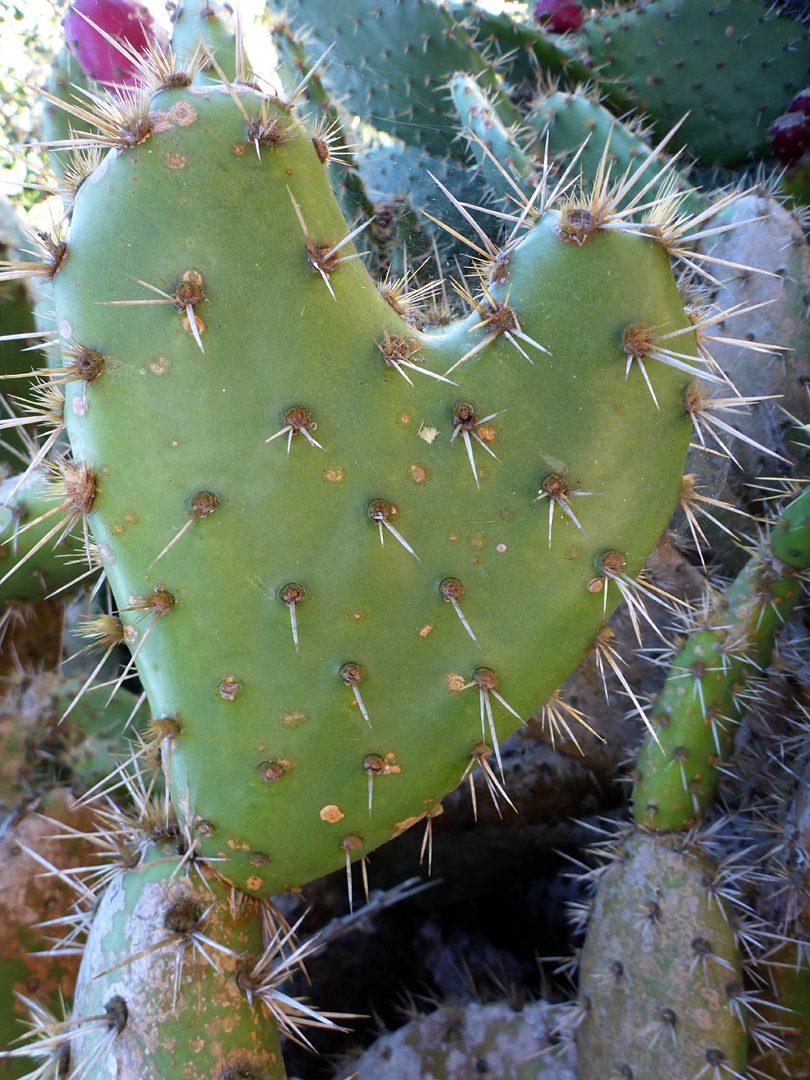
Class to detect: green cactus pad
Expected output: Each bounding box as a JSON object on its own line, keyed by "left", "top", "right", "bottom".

{"left": 170, "top": 0, "right": 238, "bottom": 84}
{"left": 449, "top": 73, "right": 535, "bottom": 198}
{"left": 581, "top": 0, "right": 810, "bottom": 166}
{"left": 527, "top": 86, "right": 705, "bottom": 218}
{"left": 47, "top": 78, "right": 697, "bottom": 898}
{"left": 634, "top": 487, "right": 810, "bottom": 830}
{"left": 282, "top": 0, "right": 502, "bottom": 159}
{"left": 470, "top": 6, "right": 596, "bottom": 95}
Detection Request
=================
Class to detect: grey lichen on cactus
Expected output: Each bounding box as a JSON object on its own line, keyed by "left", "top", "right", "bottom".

{"left": 68, "top": 840, "right": 289, "bottom": 1080}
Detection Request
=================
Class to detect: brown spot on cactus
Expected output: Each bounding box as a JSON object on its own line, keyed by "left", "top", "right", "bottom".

{"left": 145, "top": 716, "right": 182, "bottom": 743}
{"left": 534, "top": 473, "right": 598, "bottom": 546}
{"left": 472, "top": 667, "right": 499, "bottom": 693}
{"left": 149, "top": 490, "right": 219, "bottom": 567}
{"left": 219, "top": 676, "right": 240, "bottom": 701}
{"left": 556, "top": 205, "right": 599, "bottom": 245}
{"left": 320, "top": 805, "right": 344, "bottom": 823}
{"left": 287, "top": 186, "right": 375, "bottom": 301}
{"left": 340, "top": 832, "right": 367, "bottom": 907}
{"left": 445, "top": 286, "right": 550, "bottom": 377}
{"left": 621, "top": 322, "right": 656, "bottom": 359}
{"left": 102, "top": 994, "right": 128, "bottom": 1034}
{"left": 149, "top": 355, "right": 171, "bottom": 375}
{"left": 163, "top": 897, "right": 204, "bottom": 934}
{"left": 440, "top": 578, "right": 464, "bottom": 602}
{"left": 364, "top": 754, "right": 386, "bottom": 776}
{"left": 340, "top": 662, "right": 364, "bottom": 686}
{"left": 262, "top": 406, "right": 324, "bottom": 453}
{"left": 440, "top": 577, "right": 480, "bottom": 646}
{"left": 51, "top": 340, "right": 107, "bottom": 387}
{"left": 219, "top": 1066, "right": 268, "bottom": 1080}
{"left": 452, "top": 401, "right": 478, "bottom": 432}
{"left": 542, "top": 474, "right": 570, "bottom": 501}
{"left": 169, "top": 101, "right": 198, "bottom": 127}
{"left": 248, "top": 116, "right": 293, "bottom": 150}
{"left": 0, "top": 458, "right": 100, "bottom": 592}
{"left": 124, "top": 586, "right": 175, "bottom": 618}
{"left": 598, "top": 550, "right": 627, "bottom": 577}
{"left": 450, "top": 400, "right": 502, "bottom": 487}
{"left": 280, "top": 711, "right": 307, "bottom": 728}
{"left": 258, "top": 761, "right": 285, "bottom": 786}
{"left": 60, "top": 461, "right": 97, "bottom": 516}
{"left": 40, "top": 230, "right": 69, "bottom": 278}
{"left": 363, "top": 753, "right": 389, "bottom": 813}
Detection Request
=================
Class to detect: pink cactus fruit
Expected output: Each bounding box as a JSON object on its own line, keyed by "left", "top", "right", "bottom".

{"left": 533, "top": 0, "right": 584, "bottom": 33}
{"left": 63, "top": 0, "right": 168, "bottom": 87}
{"left": 768, "top": 111, "right": 810, "bottom": 164}
{"left": 787, "top": 86, "right": 810, "bottom": 119}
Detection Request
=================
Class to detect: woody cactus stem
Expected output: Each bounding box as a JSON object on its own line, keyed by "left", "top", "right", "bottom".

{"left": 633, "top": 486, "right": 810, "bottom": 831}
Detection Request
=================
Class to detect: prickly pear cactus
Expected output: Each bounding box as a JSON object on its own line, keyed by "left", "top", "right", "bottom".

{"left": 576, "top": 831, "right": 747, "bottom": 1080}
{"left": 0, "top": 471, "right": 94, "bottom": 604}
{"left": 37, "top": 60, "right": 703, "bottom": 899}
{"left": 0, "top": 789, "right": 97, "bottom": 1080}
{"left": 69, "top": 841, "right": 286, "bottom": 1080}
{"left": 283, "top": 0, "right": 504, "bottom": 159}
{"left": 634, "top": 486, "right": 810, "bottom": 830}
{"left": 580, "top": 0, "right": 810, "bottom": 166}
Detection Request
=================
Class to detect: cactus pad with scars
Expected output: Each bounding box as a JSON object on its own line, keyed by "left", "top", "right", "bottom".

{"left": 44, "top": 74, "right": 702, "bottom": 898}
{"left": 69, "top": 841, "right": 286, "bottom": 1080}
{"left": 576, "top": 831, "right": 747, "bottom": 1080}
